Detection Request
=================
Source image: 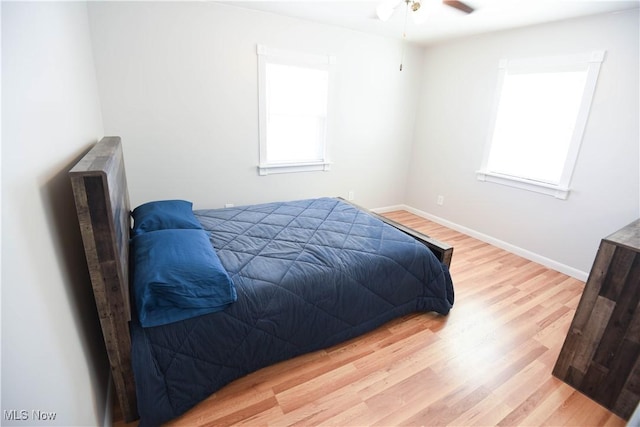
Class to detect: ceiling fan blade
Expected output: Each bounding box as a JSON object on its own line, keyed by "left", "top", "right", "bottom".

{"left": 376, "top": 0, "right": 402, "bottom": 21}
{"left": 443, "top": 0, "right": 474, "bottom": 14}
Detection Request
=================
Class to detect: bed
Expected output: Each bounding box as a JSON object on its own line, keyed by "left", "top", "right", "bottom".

{"left": 69, "top": 137, "right": 454, "bottom": 425}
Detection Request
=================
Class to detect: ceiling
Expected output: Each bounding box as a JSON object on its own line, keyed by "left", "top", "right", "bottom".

{"left": 217, "top": 0, "right": 639, "bottom": 46}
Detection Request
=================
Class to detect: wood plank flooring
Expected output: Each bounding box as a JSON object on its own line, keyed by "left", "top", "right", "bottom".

{"left": 115, "top": 211, "right": 626, "bottom": 426}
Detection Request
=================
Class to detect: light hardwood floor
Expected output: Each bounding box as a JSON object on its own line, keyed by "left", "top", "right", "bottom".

{"left": 115, "top": 211, "right": 626, "bottom": 426}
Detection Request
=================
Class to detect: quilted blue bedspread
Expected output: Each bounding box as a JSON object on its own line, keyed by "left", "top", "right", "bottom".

{"left": 130, "top": 198, "right": 454, "bottom": 425}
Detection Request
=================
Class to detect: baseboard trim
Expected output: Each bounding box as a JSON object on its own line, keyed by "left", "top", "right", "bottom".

{"left": 372, "top": 204, "right": 589, "bottom": 282}
{"left": 372, "top": 205, "right": 406, "bottom": 214}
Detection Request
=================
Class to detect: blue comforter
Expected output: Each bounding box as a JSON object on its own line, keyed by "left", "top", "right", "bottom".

{"left": 131, "top": 198, "right": 453, "bottom": 425}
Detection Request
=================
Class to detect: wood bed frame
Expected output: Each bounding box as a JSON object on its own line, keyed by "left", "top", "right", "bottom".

{"left": 69, "top": 137, "right": 453, "bottom": 422}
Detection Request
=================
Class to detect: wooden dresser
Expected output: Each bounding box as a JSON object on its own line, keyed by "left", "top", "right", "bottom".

{"left": 553, "top": 219, "right": 640, "bottom": 419}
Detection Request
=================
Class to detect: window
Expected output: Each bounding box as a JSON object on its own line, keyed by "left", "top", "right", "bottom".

{"left": 257, "top": 45, "right": 335, "bottom": 175}
{"left": 477, "top": 51, "right": 605, "bottom": 199}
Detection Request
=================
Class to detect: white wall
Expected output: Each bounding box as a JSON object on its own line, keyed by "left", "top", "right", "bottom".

{"left": 87, "top": 1, "right": 424, "bottom": 210}
{"left": 1, "top": 2, "right": 110, "bottom": 426}
{"left": 406, "top": 9, "right": 640, "bottom": 277}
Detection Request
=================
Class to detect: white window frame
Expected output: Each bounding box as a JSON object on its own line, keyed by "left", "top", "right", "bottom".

{"left": 257, "top": 45, "right": 335, "bottom": 176}
{"left": 477, "top": 51, "right": 605, "bottom": 199}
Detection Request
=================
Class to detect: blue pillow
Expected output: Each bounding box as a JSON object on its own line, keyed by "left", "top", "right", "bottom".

{"left": 131, "top": 200, "right": 202, "bottom": 236}
{"left": 131, "top": 229, "right": 237, "bottom": 327}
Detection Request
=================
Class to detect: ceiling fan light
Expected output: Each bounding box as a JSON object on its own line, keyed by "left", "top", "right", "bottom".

{"left": 412, "top": 4, "right": 429, "bottom": 24}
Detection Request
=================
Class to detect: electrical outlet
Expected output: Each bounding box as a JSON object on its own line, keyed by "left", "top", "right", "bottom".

{"left": 224, "top": 203, "right": 234, "bottom": 208}
{"left": 437, "top": 195, "right": 444, "bottom": 206}
{"left": 348, "top": 190, "right": 355, "bottom": 201}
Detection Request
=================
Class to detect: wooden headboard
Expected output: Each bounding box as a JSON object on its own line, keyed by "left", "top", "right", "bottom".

{"left": 69, "top": 137, "right": 138, "bottom": 421}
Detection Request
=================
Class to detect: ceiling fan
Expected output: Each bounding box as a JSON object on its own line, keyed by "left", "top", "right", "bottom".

{"left": 377, "top": 0, "right": 474, "bottom": 70}
{"left": 377, "top": 0, "right": 474, "bottom": 24}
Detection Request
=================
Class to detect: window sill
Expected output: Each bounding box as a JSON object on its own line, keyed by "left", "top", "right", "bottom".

{"left": 476, "top": 171, "right": 569, "bottom": 200}
{"left": 258, "top": 161, "right": 332, "bottom": 176}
